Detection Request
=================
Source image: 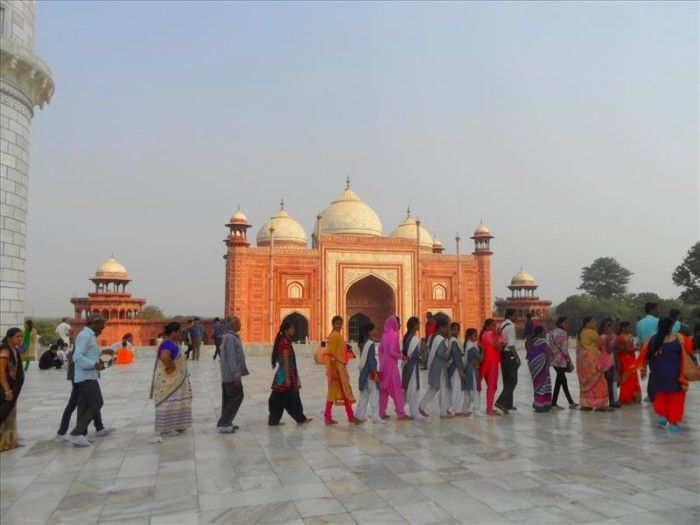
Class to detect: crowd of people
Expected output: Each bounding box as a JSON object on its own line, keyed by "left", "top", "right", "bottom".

{"left": 0, "top": 301, "right": 697, "bottom": 451}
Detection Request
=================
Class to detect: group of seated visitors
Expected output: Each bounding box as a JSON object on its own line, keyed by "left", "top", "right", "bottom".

{"left": 38, "top": 333, "right": 135, "bottom": 370}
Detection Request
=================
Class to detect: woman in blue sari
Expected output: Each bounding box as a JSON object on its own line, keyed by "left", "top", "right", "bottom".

{"left": 149, "top": 322, "right": 192, "bottom": 437}
{"left": 526, "top": 325, "right": 553, "bottom": 412}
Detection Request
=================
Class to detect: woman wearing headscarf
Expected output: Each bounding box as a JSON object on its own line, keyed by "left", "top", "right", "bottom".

{"left": 268, "top": 320, "right": 312, "bottom": 426}
{"left": 378, "top": 316, "right": 411, "bottom": 420}
{"left": 149, "top": 322, "right": 192, "bottom": 437}
{"left": 576, "top": 317, "right": 611, "bottom": 412}
{"left": 0, "top": 327, "right": 25, "bottom": 451}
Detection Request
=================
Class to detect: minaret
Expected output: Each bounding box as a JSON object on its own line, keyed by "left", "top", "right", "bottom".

{"left": 0, "top": 0, "right": 54, "bottom": 333}
{"left": 471, "top": 222, "right": 494, "bottom": 323}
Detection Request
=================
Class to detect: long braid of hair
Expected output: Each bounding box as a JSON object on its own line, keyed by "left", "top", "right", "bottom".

{"left": 651, "top": 317, "right": 674, "bottom": 356}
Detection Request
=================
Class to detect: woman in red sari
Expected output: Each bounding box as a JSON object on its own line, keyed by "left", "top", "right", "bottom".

{"left": 616, "top": 322, "right": 641, "bottom": 404}
{"left": 479, "top": 319, "right": 500, "bottom": 416}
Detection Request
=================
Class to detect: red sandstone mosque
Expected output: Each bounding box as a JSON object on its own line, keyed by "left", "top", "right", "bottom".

{"left": 224, "top": 180, "right": 494, "bottom": 343}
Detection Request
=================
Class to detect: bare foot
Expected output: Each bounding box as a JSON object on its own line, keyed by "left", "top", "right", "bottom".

{"left": 419, "top": 408, "right": 429, "bottom": 417}
{"left": 397, "top": 415, "right": 412, "bottom": 421}
{"left": 325, "top": 419, "right": 338, "bottom": 425}
{"left": 440, "top": 414, "right": 455, "bottom": 419}
{"left": 353, "top": 418, "right": 366, "bottom": 425}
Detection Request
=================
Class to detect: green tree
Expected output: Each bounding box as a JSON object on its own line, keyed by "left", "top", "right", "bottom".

{"left": 141, "top": 305, "right": 165, "bottom": 319}
{"left": 578, "top": 257, "right": 633, "bottom": 299}
{"left": 555, "top": 294, "right": 636, "bottom": 334}
{"left": 29, "top": 318, "right": 61, "bottom": 347}
{"left": 673, "top": 242, "right": 700, "bottom": 304}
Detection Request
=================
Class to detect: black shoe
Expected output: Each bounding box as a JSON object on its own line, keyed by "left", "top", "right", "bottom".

{"left": 494, "top": 402, "right": 509, "bottom": 414}
{"left": 509, "top": 406, "right": 518, "bottom": 411}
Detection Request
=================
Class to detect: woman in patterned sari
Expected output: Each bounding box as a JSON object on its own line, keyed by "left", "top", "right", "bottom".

{"left": 0, "top": 328, "right": 24, "bottom": 452}
{"left": 616, "top": 322, "right": 641, "bottom": 404}
{"left": 150, "top": 322, "right": 192, "bottom": 437}
{"left": 526, "top": 326, "right": 553, "bottom": 412}
{"left": 576, "top": 317, "right": 612, "bottom": 412}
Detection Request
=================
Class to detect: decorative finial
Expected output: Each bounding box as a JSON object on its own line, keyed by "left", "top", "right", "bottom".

{"left": 237, "top": 204, "right": 240, "bottom": 211}
{"left": 346, "top": 175, "right": 350, "bottom": 190}
{"left": 480, "top": 217, "right": 483, "bottom": 224}
{"left": 110, "top": 252, "right": 114, "bottom": 258}
{"left": 280, "top": 198, "right": 285, "bottom": 211}
{"left": 406, "top": 205, "right": 411, "bottom": 218}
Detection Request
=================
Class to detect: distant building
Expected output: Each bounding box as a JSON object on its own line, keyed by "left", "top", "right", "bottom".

{"left": 224, "top": 180, "right": 495, "bottom": 343}
{"left": 495, "top": 270, "right": 552, "bottom": 337}
{"left": 70, "top": 257, "right": 213, "bottom": 346}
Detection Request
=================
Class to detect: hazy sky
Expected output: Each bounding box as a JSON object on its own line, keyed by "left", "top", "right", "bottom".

{"left": 26, "top": 1, "right": 699, "bottom": 317}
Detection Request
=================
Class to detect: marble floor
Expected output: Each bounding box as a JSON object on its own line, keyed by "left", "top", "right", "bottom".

{"left": 1, "top": 353, "right": 698, "bottom": 525}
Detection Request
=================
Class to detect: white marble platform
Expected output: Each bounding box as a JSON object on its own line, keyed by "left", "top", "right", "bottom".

{"left": 1, "top": 355, "right": 698, "bottom": 524}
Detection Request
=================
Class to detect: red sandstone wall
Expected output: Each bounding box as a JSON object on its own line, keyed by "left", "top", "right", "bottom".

{"left": 225, "top": 235, "right": 493, "bottom": 343}
{"left": 70, "top": 318, "right": 216, "bottom": 347}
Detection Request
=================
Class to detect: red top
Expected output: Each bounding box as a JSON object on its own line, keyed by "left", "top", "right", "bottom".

{"left": 480, "top": 330, "right": 500, "bottom": 378}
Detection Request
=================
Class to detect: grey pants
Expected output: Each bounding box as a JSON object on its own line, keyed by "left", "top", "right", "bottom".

{"left": 70, "top": 380, "right": 104, "bottom": 436}
{"left": 217, "top": 382, "right": 244, "bottom": 428}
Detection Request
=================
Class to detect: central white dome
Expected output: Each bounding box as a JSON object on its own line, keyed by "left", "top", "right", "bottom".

{"left": 317, "top": 186, "right": 383, "bottom": 237}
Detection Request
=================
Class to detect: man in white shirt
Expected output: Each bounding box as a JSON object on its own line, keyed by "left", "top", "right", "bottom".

{"left": 56, "top": 318, "right": 72, "bottom": 346}
{"left": 495, "top": 309, "right": 520, "bottom": 414}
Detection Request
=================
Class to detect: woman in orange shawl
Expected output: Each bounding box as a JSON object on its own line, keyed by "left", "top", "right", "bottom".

{"left": 323, "top": 316, "right": 356, "bottom": 425}
{"left": 576, "top": 317, "right": 611, "bottom": 411}
{"left": 615, "top": 322, "right": 640, "bottom": 404}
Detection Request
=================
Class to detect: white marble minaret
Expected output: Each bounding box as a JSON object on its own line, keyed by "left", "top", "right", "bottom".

{"left": 0, "top": 0, "right": 54, "bottom": 334}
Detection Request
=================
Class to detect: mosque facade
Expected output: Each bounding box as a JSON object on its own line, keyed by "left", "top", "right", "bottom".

{"left": 225, "top": 181, "right": 494, "bottom": 343}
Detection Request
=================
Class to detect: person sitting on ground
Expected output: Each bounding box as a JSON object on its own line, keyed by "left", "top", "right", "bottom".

{"left": 39, "top": 343, "right": 64, "bottom": 370}
{"left": 113, "top": 333, "right": 134, "bottom": 365}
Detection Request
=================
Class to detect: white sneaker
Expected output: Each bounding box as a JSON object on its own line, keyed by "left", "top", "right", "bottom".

{"left": 67, "top": 434, "right": 91, "bottom": 447}
{"left": 218, "top": 426, "right": 235, "bottom": 434}
{"left": 96, "top": 427, "right": 116, "bottom": 437}
{"left": 54, "top": 433, "right": 66, "bottom": 442}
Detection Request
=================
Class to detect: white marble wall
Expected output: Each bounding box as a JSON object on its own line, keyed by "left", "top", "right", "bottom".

{"left": 0, "top": 0, "right": 47, "bottom": 335}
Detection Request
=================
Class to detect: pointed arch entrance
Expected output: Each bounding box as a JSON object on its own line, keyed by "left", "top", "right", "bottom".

{"left": 345, "top": 275, "right": 396, "bottom": 342}
{"left": 281, "top": 312, "right": 309, "bottom": 343}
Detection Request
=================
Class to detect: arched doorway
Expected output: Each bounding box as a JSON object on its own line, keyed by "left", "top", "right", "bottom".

{"left": 346, "top": 275, "right": 396, "bottom": 342}
{"left": 282, "top": 312, "right": 309, "bottom": 343}
{"left": 348, "top": 313, "right": 370, "bottom": 344}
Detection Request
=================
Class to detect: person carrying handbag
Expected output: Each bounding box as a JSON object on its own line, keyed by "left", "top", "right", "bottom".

{"left": 546, "top": 316, "right": 578, "bottom": 410}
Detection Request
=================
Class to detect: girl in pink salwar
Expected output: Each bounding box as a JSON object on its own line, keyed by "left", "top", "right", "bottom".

{"left": 379, "top": 316, "right": 411, "bottom": 420}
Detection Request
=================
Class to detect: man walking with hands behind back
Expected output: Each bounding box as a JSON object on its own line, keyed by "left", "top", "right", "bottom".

{"left": 217, "top": 317, "right": 248, "bottom": 433}
{"left": 496, "top": 309, "right": 520, "bottom": 414}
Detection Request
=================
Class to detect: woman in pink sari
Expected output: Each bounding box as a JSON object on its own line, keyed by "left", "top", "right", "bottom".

{"left": 379, "top": 316, "right": 411, "bottom": 420}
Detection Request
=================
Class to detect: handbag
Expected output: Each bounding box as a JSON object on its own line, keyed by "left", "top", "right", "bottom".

{"left": 600, "top": 350, "right": 614, "bottom": 372}
{"left": 682, "top": 345, "right": 700, "bottom": 382}
{"left": 565, "top": 356, "right": 574, "bottom": 373}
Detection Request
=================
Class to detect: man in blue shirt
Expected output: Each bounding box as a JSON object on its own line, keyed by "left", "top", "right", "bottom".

{"left": 212, "top": 317, "right": 224, "bottom": 361}
{"left": 636, "top": 302, "right": 660, "bottom": 403}
{"left": 66, "top": 315, "right": 113, "bottom": 447}
{"left": 190, "top": 317, "right": 204, "bottom": 361}
{"left": 636, "top": 303, "right": 659, "bottom": 347}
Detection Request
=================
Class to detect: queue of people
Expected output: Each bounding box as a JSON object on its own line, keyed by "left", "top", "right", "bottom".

{"left": 0, "top": 301, "right": 697, "bottom": 454}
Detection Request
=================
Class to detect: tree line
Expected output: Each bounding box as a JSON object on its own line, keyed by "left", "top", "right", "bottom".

{"left": 556, "top": 242, "right": 699, "bottom": 333}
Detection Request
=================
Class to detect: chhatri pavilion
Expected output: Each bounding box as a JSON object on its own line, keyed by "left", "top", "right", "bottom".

{"left": 224, "top": 180, "right": 494, "bottom": 343}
